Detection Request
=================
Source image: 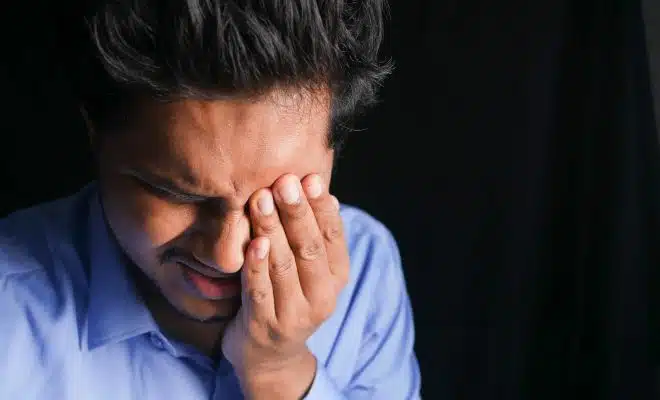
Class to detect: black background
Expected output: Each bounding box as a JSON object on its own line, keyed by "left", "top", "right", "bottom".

{"left": 2, "top": 0, "right": 660, "bottom": 398}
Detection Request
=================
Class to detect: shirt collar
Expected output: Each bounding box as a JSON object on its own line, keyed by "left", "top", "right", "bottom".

{"left": 85, "top": 190, "right": 158, "bottom": 351}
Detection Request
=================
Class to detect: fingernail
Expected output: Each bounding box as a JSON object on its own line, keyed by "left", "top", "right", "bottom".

{"left": 257, "top": 192, "right": 274, "bottom": 215}
{"left": 305, "top": 175, "right": 323, "bottom": 199}
{"left": 279, "top": 179, "right": 300, "bottom": 205}
{"left": 254, "top": 239, "right": 270, "bottom": 259}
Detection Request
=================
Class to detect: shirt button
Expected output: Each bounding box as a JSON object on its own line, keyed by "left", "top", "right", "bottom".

{"left": 150, "top": 333, "right": 165, "bottom": 350}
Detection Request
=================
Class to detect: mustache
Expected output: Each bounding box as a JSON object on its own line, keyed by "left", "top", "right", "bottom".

{"left": 160, "top": 248, "right": 241, "bottom": 280}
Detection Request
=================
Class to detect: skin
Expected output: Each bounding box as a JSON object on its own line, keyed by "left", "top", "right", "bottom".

{"left": 93, "top": 88, "right": 350, "bottom": 398}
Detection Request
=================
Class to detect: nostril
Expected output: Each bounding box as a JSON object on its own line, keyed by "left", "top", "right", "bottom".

{"left": 206, "top": 252, "right": 245, "bottom": 274}
{"left": 203, "top": 213, "right": 251, "bottom": 273}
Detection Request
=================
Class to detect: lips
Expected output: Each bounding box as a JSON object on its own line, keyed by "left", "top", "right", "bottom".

{"left": 167, "top": 253, "right": 229, "bottom": 279}
{"left": 182, "top": 266, "right": 242, "bottom": 299}
{"left": 162, "top": 250, "right": 242, "bottom": 299}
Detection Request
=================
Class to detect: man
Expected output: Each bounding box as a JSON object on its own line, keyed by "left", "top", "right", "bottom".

{"left": 0, "top": 0, "right": 420, "bottom": 398}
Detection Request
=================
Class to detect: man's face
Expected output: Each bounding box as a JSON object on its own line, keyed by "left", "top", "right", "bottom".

{"left": 96, "top": 90, "right": 334, "bottom": 323}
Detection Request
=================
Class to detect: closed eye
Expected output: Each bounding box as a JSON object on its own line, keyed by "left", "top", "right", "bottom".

{"left": 134, "top": 178, "right": 208, "bottom": 204}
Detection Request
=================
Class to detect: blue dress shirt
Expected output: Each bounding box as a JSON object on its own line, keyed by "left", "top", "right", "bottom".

{"left": 0, "top": 184, "right": 420, "bottom": 399}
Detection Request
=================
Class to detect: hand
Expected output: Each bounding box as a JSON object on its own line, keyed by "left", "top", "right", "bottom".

{"left": 222, "top": 174, "right": 349, "bottom": 399}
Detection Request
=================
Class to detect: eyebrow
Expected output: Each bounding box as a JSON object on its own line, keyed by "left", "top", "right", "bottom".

{"left": 120, "top": 168, "right": 212, "bottom": 200}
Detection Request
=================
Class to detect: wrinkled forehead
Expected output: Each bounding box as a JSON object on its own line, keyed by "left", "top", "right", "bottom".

{"left": 157, "top": 90, "right": 332, "bottom": 153}
{"left": 101, "top": 90, "right": 334, "bottom": 203}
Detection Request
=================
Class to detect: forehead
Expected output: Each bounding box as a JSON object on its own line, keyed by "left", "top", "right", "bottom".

{"left": 106, "top": 90, "right": 333, "bottom": 203}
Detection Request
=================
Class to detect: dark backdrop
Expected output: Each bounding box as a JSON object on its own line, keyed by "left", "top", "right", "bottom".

{"left": 643, "top": 0, "right": 660, "bottom": 125}
{"left": 2, "top": 0, "right": 659, "bottom": 398}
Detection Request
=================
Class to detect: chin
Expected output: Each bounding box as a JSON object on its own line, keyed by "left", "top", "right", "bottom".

{"left": 197, "top": 314, "right": 237, "bottom": 323}
{"left": 172, "top": 297, "right": 241, "bottom": 324}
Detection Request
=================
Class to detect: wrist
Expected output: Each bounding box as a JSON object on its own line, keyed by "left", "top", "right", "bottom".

{"left": 241, "top": 350, "right": 317, "bottom": 400}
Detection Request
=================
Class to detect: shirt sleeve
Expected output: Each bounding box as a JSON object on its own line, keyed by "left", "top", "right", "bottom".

{"left": 303, "top": 229, "right": 422, "bottom": 400}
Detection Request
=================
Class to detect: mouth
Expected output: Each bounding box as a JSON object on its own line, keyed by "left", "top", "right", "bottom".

{"left": 162, "top": 251, "right": 242, "bottom": 300}
{"left": 180, "top": 264, "right": 242, "bottom": 300}
{"left": 168, "top": 254, "right": 230, "bottom": 279}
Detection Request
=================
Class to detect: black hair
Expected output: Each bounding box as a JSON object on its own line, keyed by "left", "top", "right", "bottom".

{"left": 74, "top": 0, "right": 392, "bottom": 149}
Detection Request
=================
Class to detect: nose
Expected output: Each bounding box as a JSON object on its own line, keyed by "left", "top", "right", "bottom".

{"left": 189, "top": 211, "right": 250, "bottom": 274}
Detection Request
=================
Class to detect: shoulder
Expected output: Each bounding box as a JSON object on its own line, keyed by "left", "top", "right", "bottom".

{"left": 0, "top": 202, "right": 65, "bottom": 303}
{"left": 339, "top": 203, "right": 402, "bottom": 279}
{"left": 0, "top": 189, "right": 92, "bottom": 380}
{"left": 337, "top": 203, "right": 409, "bottom": 321}
{"left": 339, "top": 203, "right": 393, "bottom": 239}
{"left": 0, "top": 189, "right": 91, "bottom": 289}
{"left": 309, "top": 203, "right": 413, "bottom": 365}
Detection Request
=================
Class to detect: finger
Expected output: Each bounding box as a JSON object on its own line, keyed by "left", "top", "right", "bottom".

{"left": 249, "top": 188, "right": 303, "bottom": 319}
{"left": 241, "top": 237, "right": 275, "bottom": 323}
{"left": 301, "top": 175, "right": 349, "bottom": 288}
{"left": 272, "top": 174, "right": 331, "bottom": 300}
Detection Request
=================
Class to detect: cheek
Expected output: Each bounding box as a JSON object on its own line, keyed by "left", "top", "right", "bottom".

{"left": 103, "top": 182, "right": 197, "bottom": 250}
{"left": 322, "top": 161, "right": 334, "bottom": 190}
{"left": 321, "top": 170, "right": 333, "bottom": 190}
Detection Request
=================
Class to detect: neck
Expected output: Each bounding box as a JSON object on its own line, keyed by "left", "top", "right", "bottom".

{"left": 128, "top": 261, "right": 227, "bottom": 359}
{"left": 147, "top": 296, "right": 228, "bottom": 358}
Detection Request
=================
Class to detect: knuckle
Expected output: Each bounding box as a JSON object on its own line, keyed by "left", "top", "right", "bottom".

{"left": 246, "top": 317, "right": 276, "bottom": 348}
{"left": 256, "top": 218, "right": 280, "bottom": 235}
{"left": 248, "top": 264, "right": 263, "bottom": 276}
{"left": 284, "top": 202, "right": 309, "bottom": 220}
{"left": 266, "top": 326, "right": 280, "bottom": 342}
{"left": 292, "top": 240, "right": 324, "bottom": 261}
{"left": 247, "top": 288, "right": 270, "bottom": 305}
{"left": 270, "top": 256, "right": 296, "bottom": 278}
{"left": 270, "top": 318, "right": 302, "bottom": 342}
{"left": 321, "top": 223, "right": 343, "bottom": 243}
